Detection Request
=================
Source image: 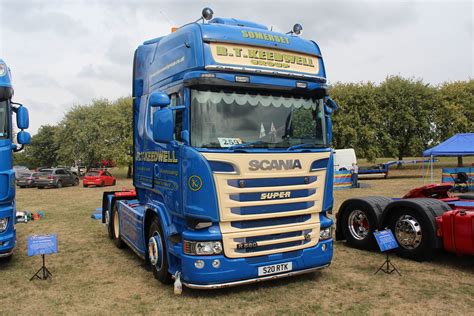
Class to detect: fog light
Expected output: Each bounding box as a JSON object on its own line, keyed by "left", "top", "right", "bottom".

{"left": 321, "top": 244, "right": 327, "bottom": 251}
{"left": 212, "top": 259, "right": 220, "bottom": 268}
{"left": 195, "top": 260, "right": 205, "bottom": 269}
{"left": 235, "top": 75, "right": 250, "bottom": 83}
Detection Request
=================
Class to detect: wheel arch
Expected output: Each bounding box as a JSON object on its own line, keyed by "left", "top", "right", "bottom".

{"left": 336, "top": 196, "right": 391, "bottom": 240}
{"left": 143, "top": 202, "right": 171, "bottom": 248}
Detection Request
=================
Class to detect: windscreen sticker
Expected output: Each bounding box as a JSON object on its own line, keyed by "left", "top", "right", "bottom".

{"left": 259, "top": 123, "right": 266, "bottom": 138}
{"left": 218, "top": 137, "right": 242, "bottom": 147}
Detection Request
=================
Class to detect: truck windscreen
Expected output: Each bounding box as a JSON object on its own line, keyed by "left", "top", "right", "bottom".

{"left": 0, "top": 101, "right": 8, "bottom": 139}
{"left": 190, "top": 89, "right": 326, "bottom": 149}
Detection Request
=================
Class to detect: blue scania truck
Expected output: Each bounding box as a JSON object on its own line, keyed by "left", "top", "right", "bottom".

{"left": 102, "top": 9, "right": 338, "bottom": 289}
{"left": 0, "top": 59, "right": 31, "bottom": 259}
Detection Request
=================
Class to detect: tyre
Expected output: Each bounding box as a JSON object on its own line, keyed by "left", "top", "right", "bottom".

{"left": 83, "top": 184, "right": 87, "bottom": 188}
{"left": 100, "top": 181, "right": 105, "bottom": 187}
{"left": 37, "top": 186, "right": 44, "bottom": 189}
{"left": 388, "top": 208, "right": 435, "bottom": 261}
{"left": 74, "top": 178, "right": 79, "bottom": 186}
{"left": 19, "top": 186, "right": 25, "bottom": 189}
{"left": 56, "top": 181, "right": 63, "bottom": 189}
{"left": 111, "top": 203, "right": 124, "bottom": 248}
{"left": 341, "top": 201, "right": 380, "bottom": 250}
{"left": 112, "top": 180, "right": 116, "bottom": 186}
{"left": 147, "top": 216, "right": 172, "bottom": 284}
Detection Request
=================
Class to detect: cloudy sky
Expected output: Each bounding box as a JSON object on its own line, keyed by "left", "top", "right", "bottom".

{"left": 0, "top": 0, "right": 472, "bottom": 134}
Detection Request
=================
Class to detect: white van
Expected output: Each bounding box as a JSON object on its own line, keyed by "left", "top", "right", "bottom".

{"left": 333, "top": 148, "right": 357, "bottom": 171}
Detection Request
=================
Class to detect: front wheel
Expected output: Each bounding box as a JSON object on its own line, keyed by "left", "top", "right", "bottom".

{"left": 389, "top": 209, "right": 435, "bottom": 261}
{"left": 148, "top": 217, "right": 172, "bottom": 284}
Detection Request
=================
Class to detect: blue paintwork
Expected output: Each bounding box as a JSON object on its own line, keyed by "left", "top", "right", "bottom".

{"left": 108, "top": 17, "right": 336, "bottom": 286}
{"left": 0, "top": 59, "right": 29, "bottom": 257}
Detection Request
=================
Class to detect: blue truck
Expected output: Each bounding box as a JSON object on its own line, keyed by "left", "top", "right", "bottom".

{"left": 102, "top": 9, "right": 338, "bottom": 289}
{"left": 0, "top": 59, "right": 31, "bottom": 259}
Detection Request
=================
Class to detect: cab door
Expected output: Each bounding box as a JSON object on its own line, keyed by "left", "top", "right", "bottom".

{"left": 151, "top": 92, "right": 184, "bottom": 217}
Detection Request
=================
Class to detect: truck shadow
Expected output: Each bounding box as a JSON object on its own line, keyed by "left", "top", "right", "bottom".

{"left": 337, "top": 242, "right": 474, "bottom": 274}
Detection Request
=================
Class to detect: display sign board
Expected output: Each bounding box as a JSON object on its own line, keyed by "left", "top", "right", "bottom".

{"left": 27, "top": 234, "right": 58, "bottom": 256}
{"left": 373, "top": 229, "right": 398, "bottom": 252}
{"left": 210, "top": 42, "right": 320, "bottom": 75}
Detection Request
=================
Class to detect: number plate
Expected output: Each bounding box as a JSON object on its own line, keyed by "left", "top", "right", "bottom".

{"left": 258, "top": 262, "right": 292, "bottom": 276}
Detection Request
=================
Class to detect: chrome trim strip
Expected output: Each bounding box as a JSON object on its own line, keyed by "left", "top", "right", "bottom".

{"left": 0, "top": 249, "right": 14, "bottom": 258}
{"left": 181, "top": 264, "right": 329, "bottom": 289}
{"left": 311, "top": 167, "right": 327, "bottom": 172}
{"left": 204, "top": 65, "right": 327, "bottom": 82}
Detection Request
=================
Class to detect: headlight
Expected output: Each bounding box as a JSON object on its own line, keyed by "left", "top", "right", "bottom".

{"left": 0, "top": 218, "right": 8, "bottom": 233}
{"left": 320, "top": 227, "right": 332, "bottom": 240}
{"left": 184, "top": 240, "right": 223, "bottom": 255}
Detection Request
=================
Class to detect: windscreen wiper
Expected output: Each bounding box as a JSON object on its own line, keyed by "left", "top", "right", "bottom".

{"left": 287, "top": 143, "right": 326, "bottom": 151}
{"left": 228, "top": 140, "right": 268, "bottom": 150}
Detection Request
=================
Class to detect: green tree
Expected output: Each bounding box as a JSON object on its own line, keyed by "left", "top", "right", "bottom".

{"left": 434, "top": 80, "right": 474, "bottom": 142}
{"left": 55, "top": 97, "right": 133, "bottom": 175}
{"left": 27, "top": 125, "right": 60, "bottom": 167}
{"left": 331, "top": 82, "right": 383, "bottom": 161}
{"left": 376, "top": 76, "right": 436, "bottom": 160}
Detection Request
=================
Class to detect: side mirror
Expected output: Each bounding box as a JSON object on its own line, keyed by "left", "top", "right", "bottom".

{"left": 149, "top": 91, "right": 170, "bottom": 108}
{"left": 16, "top": 106, "right": 29, "bottom": 130}
{"left": 324, "top": 97, "right": 338, "bottom": 145}
{"left": 17, "top": 130, "right": 31, "bottom": 145}
{"left": 153, "top": 107, "right": 174, "bottom": 143}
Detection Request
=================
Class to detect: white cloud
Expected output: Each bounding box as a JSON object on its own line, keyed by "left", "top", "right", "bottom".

{"left": 0, "top": 0, "right": 472, "bottom": 135}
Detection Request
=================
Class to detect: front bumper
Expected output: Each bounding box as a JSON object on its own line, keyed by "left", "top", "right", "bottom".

{"left": 179, "top": 238, "right": 333, "bottom": 289}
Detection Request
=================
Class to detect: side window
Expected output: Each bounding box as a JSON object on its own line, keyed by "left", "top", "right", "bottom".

{"left": 172, "top": 93, "right": 183, "bottom": 142}
{"left": 56, "top": 169, "right": 65, "bottom": 175}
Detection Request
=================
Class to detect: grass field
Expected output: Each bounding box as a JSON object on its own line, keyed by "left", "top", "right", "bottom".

{"left": 1, "top": 160, "right": 473, "bottom": 315}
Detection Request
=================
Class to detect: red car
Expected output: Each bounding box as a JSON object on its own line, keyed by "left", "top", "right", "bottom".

{"left": 83, "top": 170, "right": 116, "bottom": 187}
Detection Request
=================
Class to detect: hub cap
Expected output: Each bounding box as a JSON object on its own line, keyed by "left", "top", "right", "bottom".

{"left": 113, "top": 211, "right": 120, "bottom": 239}
{"left": 348, "top": 210, "right": 369, "bottom": 240}
{"left": 148, "top": 233, "right": 163, "bottom": 271}
{"left": 395, "top": 215, "right": 422, "bottom": 249}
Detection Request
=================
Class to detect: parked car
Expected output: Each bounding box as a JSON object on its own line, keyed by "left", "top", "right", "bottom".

{"left": 16, "top": 172, "right": 39, "bottom": 188}
{"left": 35, "top": 168, "right": 80, "bottom": 189}
{"left": 83, "top": 170, "right": 116, "bottom": 187}
{"left": 13, "top": 165, "right": 31, "bottom": 179}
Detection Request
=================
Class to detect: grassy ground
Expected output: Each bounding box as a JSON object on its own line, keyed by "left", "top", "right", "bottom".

{"left": 1, "top": 160, "right": 473, "bottom": 315}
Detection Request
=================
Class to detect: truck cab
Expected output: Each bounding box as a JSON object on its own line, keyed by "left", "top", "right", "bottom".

{"left": 103, "top": 11, "right": 337, "bottom": 289}
{"left": 0, "top": 59, "right": 31, "bottom": 259}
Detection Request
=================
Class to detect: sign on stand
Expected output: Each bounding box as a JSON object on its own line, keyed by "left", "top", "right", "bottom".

{"left": 27, "top": 234, "right": 57, "bottom": 280}
{"left": 373, "top": 229, "right": 401, "bottom": 276}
